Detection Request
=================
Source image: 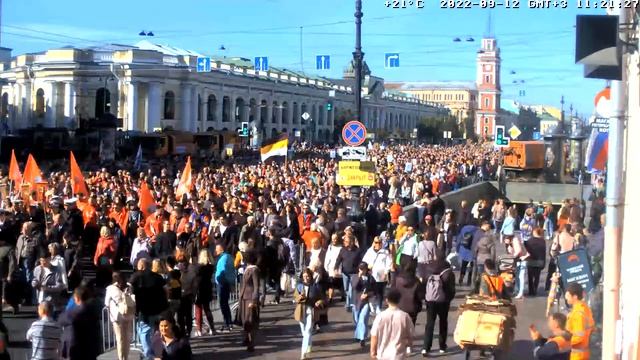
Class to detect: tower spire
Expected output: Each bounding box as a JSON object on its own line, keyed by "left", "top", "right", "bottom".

{"left": 485, "top": 12, "right": 494, "bottom": 38}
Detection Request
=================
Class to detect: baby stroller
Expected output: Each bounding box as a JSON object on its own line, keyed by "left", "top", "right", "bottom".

{"left": 497, "top": 255, "right": 516, "bottom": 298}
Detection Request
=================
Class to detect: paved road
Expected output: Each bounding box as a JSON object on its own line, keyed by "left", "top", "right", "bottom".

{"left": 98, "top": 282, "right": 549, "bottom": 360}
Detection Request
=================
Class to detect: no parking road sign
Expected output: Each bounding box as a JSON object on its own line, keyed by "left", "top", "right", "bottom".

{"left": 342, "top": 121, "right": 367, "bottom": 146}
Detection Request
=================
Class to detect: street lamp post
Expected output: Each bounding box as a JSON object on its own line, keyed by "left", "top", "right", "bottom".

{"left": 348, "top": 0, "right": 364, "bottom": 222}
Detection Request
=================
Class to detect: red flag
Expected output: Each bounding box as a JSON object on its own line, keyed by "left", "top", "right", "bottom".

{"left": 70, "top": 151, "right": 89, "bottom": 198}
{"left": 22, "top": 154, "right": 43, "bottom": 187}
{"left": 175, "top": 156, "right": 193, "bottom": 201}
{"left": 8, "top": 149, "right": 22, "bottom": 186}
{"left": 138, "top": 182, "right": 156, "bottom": 218}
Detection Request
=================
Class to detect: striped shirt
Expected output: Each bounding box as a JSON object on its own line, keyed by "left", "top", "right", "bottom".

{"left": 26, "top": 317, "right": 61, "bottom": 360}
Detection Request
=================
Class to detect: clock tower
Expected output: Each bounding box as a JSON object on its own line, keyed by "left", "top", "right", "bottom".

{"left": 475, "top": 36, "right": 501, "bottom": 138}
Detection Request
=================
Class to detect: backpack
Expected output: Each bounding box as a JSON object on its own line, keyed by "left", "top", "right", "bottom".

{"left": 425, "top": 268, "right": 450, "bottom": 303}
{"left": 117, "top": 288, "right": 136, "bottom": 320}
{"left": 461, "top": 232, "right": 473, "bottom": 249}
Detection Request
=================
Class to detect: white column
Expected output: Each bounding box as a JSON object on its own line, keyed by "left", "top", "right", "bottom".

{"left": 11, "top": 83, "right": 20, "bottom": 129}
{"left": 180, "top": 84, "right": 192, "bottom": 131}
{"left": 21, "top": 82, "right": 32, "bottom": 126}
{"left": 201, "top": 92, "right": 207, "bottom": 131}
{"left": 215, "top": 93, "right": 223, "bottom": 128}
{"left": 191, "top": 86, "right": 199, "bottom": 132}
{"left": 45, "top": 82, "right": 58, "bottom": 127}
{"left": 64, "top": 82, "right": 76, "bottom": 128}
{"left": 230, "top": 96, "right": 237, "bottom": 127}
{"left": 146, "top": 82, "right": 162, "bottom": 132}
{"left": 126, "top": 82, "right": 138, "bottom": 131}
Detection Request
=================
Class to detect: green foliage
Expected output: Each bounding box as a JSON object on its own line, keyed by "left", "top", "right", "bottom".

{"left": 416, "top": 115, "right": 463, "bottom": 142}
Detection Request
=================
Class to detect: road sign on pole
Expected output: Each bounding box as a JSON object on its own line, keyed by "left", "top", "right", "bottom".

{"left": 338, "top": 146, "right": 367, "bottom": 160}
{"left": 508, "top": 125, "right": 522, "bottom": 139}
{"left": 384, "top": 53, "right": 400, "bottom": 68}
{"left": 196, "top": 57, "right": 211, "bottom": 72}
{"left": 494, "top": 125, "right": 510, "bottom": 147}
{"left": 254, "top": 57, "right": 269, "bottom": 71}
{"left": 301, "top": 112, "right": 311, "bottom": 122}
{"left": 342, "top": 121, "right": 367, "bottom": 146}
{"left": 316, "top": 55, "right": 330, "bottom": 70}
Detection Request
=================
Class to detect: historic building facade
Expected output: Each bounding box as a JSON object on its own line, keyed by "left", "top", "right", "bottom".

{"left": 475, "top": 36, "right": 501, "bottom": 138}
{"left": 0, "top": 41, "right": 445, "bottom": 143}
{"left": 386, "top": 81, "right": 477, "bottom": 124}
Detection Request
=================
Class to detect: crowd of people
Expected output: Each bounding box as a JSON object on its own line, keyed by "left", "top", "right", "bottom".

{"left": 0, "top": 142, "right": 606, "bottom": 360}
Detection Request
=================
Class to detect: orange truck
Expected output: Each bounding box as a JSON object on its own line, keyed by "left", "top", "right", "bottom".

{"left": 502, "top": 141, "right": 545, "bottom": 171}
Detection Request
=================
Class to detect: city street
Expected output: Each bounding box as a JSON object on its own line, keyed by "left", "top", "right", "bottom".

{"left": 95, "top": 282, "right": 549, "bottom": 360}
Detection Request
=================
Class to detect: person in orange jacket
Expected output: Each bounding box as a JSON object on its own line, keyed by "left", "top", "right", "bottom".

{"left": 564, "top": 282, "right": 595, "bottom": 360}
{"left": 389, "top": 199, "right": 403, "bottom": 226}
{"left": 144, "top": 207, "right": 164, "bottom": 239}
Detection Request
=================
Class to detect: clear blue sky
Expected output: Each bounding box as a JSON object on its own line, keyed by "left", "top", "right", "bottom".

{"left": 2, "top": 0, "right": 606, "bottom": 116}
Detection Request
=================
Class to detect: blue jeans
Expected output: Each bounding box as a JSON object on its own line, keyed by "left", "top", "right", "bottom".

{"left": 299, "top": 308, "right": 314, "bottom": 355}
{"left": 137, "top": 314, "right": 160, "bottom": 359}
{"left": 514, "top": 261, "right": 528, "bottom": 297}
{"left": 352, "top": 303, "right": 370, "bottom": 341}
{"left": 342, "top": 273, "right": 353, "bottom": 309}
{"left": 217, "top": 282, "right": 232, "bottom": 326}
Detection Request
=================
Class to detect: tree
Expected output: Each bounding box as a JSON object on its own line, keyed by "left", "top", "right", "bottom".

{"left": 416, "top": 115, "right": 463, "bottom": 143}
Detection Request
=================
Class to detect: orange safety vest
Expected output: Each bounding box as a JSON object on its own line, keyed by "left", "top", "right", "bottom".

{"left": 567, "top": 300, "right": 594, "bottom": 360}
{"left": 548, "top": 335, "right": 572, "bottom": 354}
{"left": 480, "top": 274, "right": 505, "bottom": 300}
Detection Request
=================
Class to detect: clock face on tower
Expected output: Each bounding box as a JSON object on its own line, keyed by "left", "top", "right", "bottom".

{"left": 483, "top": 64, "right": 492, "bottom": 72}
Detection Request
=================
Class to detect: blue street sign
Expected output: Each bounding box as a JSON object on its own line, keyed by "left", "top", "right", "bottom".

{"left": 342, "top": 121, "right": 367, "bottom": 146}
{"left": 254, "top": 56, "right": 269, "bottom": 71}
{"left": 385, "top": 53, "right": 400, "bottom": 68}
{"left": 316, "top": 55, "right": 330, "bottom": 70}
{"left": 533, "top": 131, "right": 541, "bottom": 140}
{"left": 196, "top": 57, "right": 211, "bottom": 72}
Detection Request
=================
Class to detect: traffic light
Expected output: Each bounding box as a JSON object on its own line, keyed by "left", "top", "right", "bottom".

{"left": 239, "top": 122, "right": 249, "bottom": 137}
{"left": 326, "top": 102, "right": 333, "bottom": 111}
{"left": 494, "top": 125, "right": 510, "bottom": 147}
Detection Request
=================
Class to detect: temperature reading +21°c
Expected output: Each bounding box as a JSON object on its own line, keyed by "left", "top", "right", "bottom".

{"left": 385, "top": 0, "right": 426, "bottom": 8}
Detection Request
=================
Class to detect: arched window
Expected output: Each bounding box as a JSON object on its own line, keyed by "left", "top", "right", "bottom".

{"left": 164, "top": 91, "right": 175, "bottom": 119}
{"left": 282, "top": 102, "right": 289, "bottom": 124}
{"left": 484, "top": 98, "right": 490, "bottom": 108}
{"left": 292, "top": 102, "right": 299, "bottom": 124}
{"left": 260, "top": 100, "right": 268, "bottom": 123}
{"left": 1, "top": 93, "right": 8, "bottom": 118}
{"left": 35, "top": 89, "right": 45, "bottom": 118}
{"left": 197, "top": 94, "right": 202, "bottom": 123}
{"left": 222, "top": 96, "right": 231, "bottom": 122}
{"left": 272, "top": 101, "right": 278, "bottom": 123}
{"left": 235, "top": 97, "right": 245, "bottom": 122}
{"left": 207, "top": 95, "right": 217, "bottom": 122}
{"left": 96, "top": 88, "right": 111, "bottom": 118}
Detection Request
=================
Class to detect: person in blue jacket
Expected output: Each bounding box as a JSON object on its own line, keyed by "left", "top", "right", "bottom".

{"left": 214, "top": 243, "right": 236, "bottom": 332}
{"left": 455, "top": 224, "right": 477, "bottom": 286}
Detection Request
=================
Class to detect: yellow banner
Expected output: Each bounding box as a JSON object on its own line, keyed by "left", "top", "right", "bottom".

{"left": 337, "top": 161, "right": 375, "bottom": 186}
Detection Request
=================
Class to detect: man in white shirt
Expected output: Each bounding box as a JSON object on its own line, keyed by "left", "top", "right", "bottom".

{"left": 370, "top": 288, "right": 414, "bottom": 360}
{"left": 362, "top": 237, "right": 393, "bottom": 315}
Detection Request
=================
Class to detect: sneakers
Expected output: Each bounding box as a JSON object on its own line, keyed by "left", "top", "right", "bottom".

{"left": 360, "top": 340, "right": 366, "bottom": 348}
{"left": 406, "top": 346, "right": 411, "bottom": 355}
{"left": 421, "top": 349, "right": 428, "bottom": 357}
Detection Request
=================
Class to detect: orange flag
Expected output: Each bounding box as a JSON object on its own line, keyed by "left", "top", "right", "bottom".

{"left": 70, "top": 151, "right": 89, "bottom": 198}
{"left": 175, "top": 156, "right": 193, "bottom": 201}
{"left": 110, "top": 207, "right": 129, "bottom": 236}
{"left": 22, "top": 154, "right": 43, "bottom": 187}
{"left": 8, "top": 149, "right": 22, "bottom": 186}
{"left": 138, "top": 182, "right": 156, "bottom": 218}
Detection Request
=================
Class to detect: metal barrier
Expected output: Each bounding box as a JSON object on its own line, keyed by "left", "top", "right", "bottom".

{"left": 100, "top": 277, "right": 240, "bottom": 354}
